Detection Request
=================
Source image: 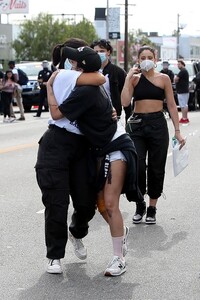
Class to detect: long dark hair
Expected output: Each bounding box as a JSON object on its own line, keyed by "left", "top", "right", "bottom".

{"left": 52, "top": 38, "right": 88, "bottom": 69}
{"left": 5, "top": 69, "right": 15, "bottom": 81}
{"left": 137, "top": 45, "right": 156, "bottom": 58}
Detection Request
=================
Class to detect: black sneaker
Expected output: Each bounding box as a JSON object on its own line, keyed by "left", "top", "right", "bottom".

{"left": 132, "top": 201, "right": 146, "bottom": 224}
{"left": 145, "top": 206, "right": 157, "bottom": 224}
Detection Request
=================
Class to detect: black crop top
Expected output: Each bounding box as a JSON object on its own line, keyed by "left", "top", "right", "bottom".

{"left": 134, "top": 74, "right": 165, "bottom": 101}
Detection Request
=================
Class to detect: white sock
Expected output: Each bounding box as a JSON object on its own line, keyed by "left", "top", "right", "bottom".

{"left": 112, "top": 236, "right": 124, "bottom": 260}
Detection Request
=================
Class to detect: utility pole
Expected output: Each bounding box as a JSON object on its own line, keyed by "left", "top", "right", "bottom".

{"left": 118, "top": 1, "right": 136, "bottom": 72}
{"left": 176, "top": 13, "right": 180, "bottom": 60}
{"left": 106, "top": 0, "right": 109, "bottom": 39}
{"left": 124, "top": 0, "right": 128, "bottom": 72}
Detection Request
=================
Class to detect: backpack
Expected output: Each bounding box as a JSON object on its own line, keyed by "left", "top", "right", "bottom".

{"left": 17, "top": 68, "right": 29, "bottom": 85}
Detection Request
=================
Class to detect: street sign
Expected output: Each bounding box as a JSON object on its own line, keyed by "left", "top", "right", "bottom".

{"left": 108, "top": 7, "right": 120, "bottom": 40}
{"left": 109, "top": 32, "right": 120, "bottom": 39}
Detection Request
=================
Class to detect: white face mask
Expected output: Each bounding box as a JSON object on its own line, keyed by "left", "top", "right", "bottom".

{"left": 140, "top": 60, "right": 154, "bottom": 72}
{"left": 64, "top": 58, "right": 72, "bottom": 70}
{"left": 98, "top": 52, "right": 107, "bottom": 64}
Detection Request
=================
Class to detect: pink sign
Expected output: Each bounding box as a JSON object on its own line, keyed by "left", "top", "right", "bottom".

{"left": 0, "top": 0, "right": 29, "bottom": 14}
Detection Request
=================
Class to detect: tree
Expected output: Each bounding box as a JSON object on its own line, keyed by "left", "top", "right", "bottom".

{"left": 128, "top": 29, "right": 156, "bottom": 65}
{"left": 12, "top": 13, "right": 99, "bottom": 61}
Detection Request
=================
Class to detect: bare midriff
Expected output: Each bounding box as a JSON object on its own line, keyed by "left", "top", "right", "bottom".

{"left": 134, "top": 99, "right": 163, "bottom": 113}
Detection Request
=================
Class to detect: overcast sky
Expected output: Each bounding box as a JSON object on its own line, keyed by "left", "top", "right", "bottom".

{"left": 4, "top": 0, "right": 200, "bottom": 36}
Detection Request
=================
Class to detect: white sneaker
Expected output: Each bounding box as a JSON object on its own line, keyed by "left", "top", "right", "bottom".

{"left": 68, "top": 231, "right": 87, "bottom": 260}
{"left": 46, "top": 259, "right": 62, "bottom": 274}
{"left": 122, "top": 226, "right": 129, "bottom": 257}
{"left": 104, "top": 256, "right": 126, "bottom": 276}
{"left": 3, "top": 118, "right": 8, "bottom": 123}
{"left": 9, "top": 117, "right": 15, "bottom": 123}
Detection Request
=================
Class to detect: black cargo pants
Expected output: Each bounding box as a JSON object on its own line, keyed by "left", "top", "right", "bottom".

{"left": 126, "top": 111, "right": 169, "bottom": 200}
{"left": 35, "top": 125, "right": 96, "bottom": 259}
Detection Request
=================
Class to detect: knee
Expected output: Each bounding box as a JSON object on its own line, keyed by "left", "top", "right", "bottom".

{"left": 104, "top": 199, "right": 117, "bottom": 218}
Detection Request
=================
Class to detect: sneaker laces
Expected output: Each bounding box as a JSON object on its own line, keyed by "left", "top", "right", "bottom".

{"left": 107, "top": 256, "right": 125, "bottom": 268}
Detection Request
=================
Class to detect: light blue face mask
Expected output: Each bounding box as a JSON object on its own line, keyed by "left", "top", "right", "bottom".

{"left": 64, "top": 58, "right": 72, "bottom": 70}
{"left": 98, "top": 52, "right": 107, "bottom": 64}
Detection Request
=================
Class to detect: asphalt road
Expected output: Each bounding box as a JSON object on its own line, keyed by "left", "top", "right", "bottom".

{"left": 0, "top": 110, "right": 200, "bottom": 300}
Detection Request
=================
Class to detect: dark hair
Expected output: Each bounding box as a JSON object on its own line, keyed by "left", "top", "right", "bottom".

{"left": 137, "top": 45, "right": 156, "bottom": 58}
{"left": 8, "top": 60, "right": 15, "bottom": 66}
{"left": 178, "top": 59, "right": 185, "bottom": 67}
{"left": 52, "top": 38, "right": 88, "bottom": 69}
{"left": 90, "top": 39, "right": 113, "bottom": 54}
{"left": 5, "top": 69, "right": 15, "bottom": 81}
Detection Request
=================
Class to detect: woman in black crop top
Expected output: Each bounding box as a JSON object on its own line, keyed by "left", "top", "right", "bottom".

{"left": 121, "top": 45, "right": 185, "bottom": 225}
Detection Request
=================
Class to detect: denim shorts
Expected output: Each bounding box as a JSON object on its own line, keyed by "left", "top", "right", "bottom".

{"left": 177, "top": 93, "right": 189, "bottom": 108}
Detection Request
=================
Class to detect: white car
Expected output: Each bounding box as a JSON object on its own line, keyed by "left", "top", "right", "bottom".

{"left": 155, "top": 60, "right": 200, "bottom": 110}
{"left": 16, "top": 61, "right": 52, "bottom": 112}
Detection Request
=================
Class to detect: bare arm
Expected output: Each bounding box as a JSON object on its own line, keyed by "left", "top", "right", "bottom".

{"left": 47, "top": 70, "right": 106, "bottom": 120}
{"left": 47, "top": 81, "right": 63, "bottom": 119}
{"left": 121, "top": 66, "right": 139, "bottom": 107}
{"left": 174, "top": 75, "right": 179, "bottom": 83}
{"left": 13, "top": 73, "right": 18, "bottom": 83}
{"left": 164, "top": 76, "right": 185, "bottom": 148}
{"left": 77, "top": 72, "right": 105, "bottom": 86}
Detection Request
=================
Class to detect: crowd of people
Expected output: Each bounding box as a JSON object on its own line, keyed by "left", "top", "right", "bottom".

{"left": 0, "top": 60, "right": 52, "bottom": 121}
{"left": 0, "top": 61, "right": 26, "bottom": 122}
{"left": 1, "top": 39, "right": 189, "bottom": 277}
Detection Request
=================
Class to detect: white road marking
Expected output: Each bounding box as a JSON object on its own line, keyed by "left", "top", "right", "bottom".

{"left": 36, "top": 209, "right": 45, "bottom": 214}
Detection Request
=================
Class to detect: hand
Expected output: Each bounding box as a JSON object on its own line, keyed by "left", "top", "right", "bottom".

{"left": 47, "top": 70, "right": 60, "bottom": 87}
{"left": 112, "top": 108, "right": 118, "bottom": 121}
{"left": 175, "top": 131, "right": 186, "bottom": 149}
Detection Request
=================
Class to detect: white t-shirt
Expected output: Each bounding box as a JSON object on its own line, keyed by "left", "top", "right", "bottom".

{"left": 12, "top": 67, "right": 19, "bottom": 81}
{"left": 48, "top": 69, "right": 82, "bottom": 135}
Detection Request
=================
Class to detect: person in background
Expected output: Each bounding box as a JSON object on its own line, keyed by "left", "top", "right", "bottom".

{"left": 0, "top": 70, "right": 18, "bottom": 122}
{"left": 193, "top": 68, "right": 200, "bottom": 107}
{"left": 0, "top": 67, "right": 4, "bottom": 80}
{"left": 34, "top": 60, "right": 53, "bottom": 117}
{"left": 160, "top": 61, "right": 174, "bottom": 118}
{"left": 174, "top": 59, "right": 190, "bottom": 124}
{"left": 0, "top": 66, "right": 4, "bottom": 114}
{"left": 8, "top": 61, "right": 25, "bottom": 121}
{"left": 121, "top": 45, "right": 186, "bottom": 225}
{"left": 90, "top": 39, "right": 131, "bottom": 123}
{"left": 160, "top": 61, "right": 174, "bottom": 83}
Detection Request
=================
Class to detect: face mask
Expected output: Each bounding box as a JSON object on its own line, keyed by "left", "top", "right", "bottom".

{"left": 42, "top": 62, "right": 49, "bottom": 69}
{"left": 64, "top": 58, "right": 72, "bottom": 70}
{"left": 98, "top": 53, "right": 107, "bottom": 64}
{"left": 140, "top": 60, "right": 154, "bottom": 72}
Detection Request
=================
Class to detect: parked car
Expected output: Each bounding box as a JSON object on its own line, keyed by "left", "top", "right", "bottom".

{"left": 155, "top": 60, "right": 200, "bottom": 111}
{"left": 15, "top": 61, "right": 52, "bottom": 112}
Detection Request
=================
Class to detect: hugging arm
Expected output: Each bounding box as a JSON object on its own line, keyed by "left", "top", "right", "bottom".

{"left": 47, "top": 71, "right": 105, "bottom": 120}
{"left": 77, "top": 72, "right": 106, "bottom": 86}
